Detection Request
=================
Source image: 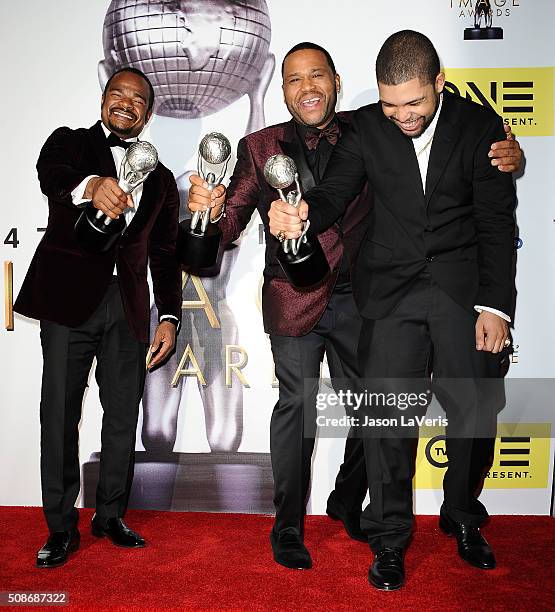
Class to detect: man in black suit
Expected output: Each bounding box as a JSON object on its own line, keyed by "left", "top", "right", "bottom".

{"left": 269, "top": 31, "right": 516, "bottom": 590}
{"left": 14, "top": 68, "right": 181, "bottom": 567}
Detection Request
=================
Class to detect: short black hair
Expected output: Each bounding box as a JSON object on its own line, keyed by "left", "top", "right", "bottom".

{"left": 281, "top": 42, "right": 336, "bottom": 77}
{"left": 376, "top": 30, "right": 440, "bottom": 86}
{"left": 103, "top": 67, "right": 155, "bottom": 112}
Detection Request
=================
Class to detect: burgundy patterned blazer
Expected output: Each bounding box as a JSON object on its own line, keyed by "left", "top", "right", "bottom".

{"left": 221, "top": 112, "right": 372, "bottom": 337}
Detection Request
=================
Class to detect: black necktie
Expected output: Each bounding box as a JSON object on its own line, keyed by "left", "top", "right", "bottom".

{"left": 106, "top": 132, "right": 132, "bottom": 149}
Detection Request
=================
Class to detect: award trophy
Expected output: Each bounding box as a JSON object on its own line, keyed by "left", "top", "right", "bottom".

{"left": 74, "top": 141, "right": 158, "bottom": 253}
{"left": 464, "top": 0, "right": 503, "bottom": 40}
{"left": 264, "top": 154, "right": 329, "bottom": 288}
{"left": 178, "top": 132, "right": 231, "bottom": 269}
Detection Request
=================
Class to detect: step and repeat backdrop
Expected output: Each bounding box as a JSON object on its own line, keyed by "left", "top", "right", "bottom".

{"left": 1, "top": 0, "right": 554, "bottom": 516}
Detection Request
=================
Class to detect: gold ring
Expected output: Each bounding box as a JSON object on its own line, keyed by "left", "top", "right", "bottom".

{"left": 504, "top": 338, "right": 511, "bottom": 348}
{"left": 277, "top": 230, "right": 286, "bottom": 242}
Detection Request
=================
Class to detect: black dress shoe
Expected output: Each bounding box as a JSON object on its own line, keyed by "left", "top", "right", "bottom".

{"left": 326, "top": 492, "right": 366, "bottom": 543}
{"left": 36, "top": 529, "right": 80, "bottom": 568}
{"left": 270, "top": 530, "right": 312, "bottom": 570}
{"left": 368, "top": 547, "right": 405, "bottom": 591}
{"left": 91, "top": 515, "right": 145, "bottom": 548}
{"left": 439, "top": 515, "right": 496, "bottom": 569}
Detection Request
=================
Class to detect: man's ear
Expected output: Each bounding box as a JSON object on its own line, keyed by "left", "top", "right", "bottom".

{"left": 335, "top": 73, "right": 341, "bottom": 94}
{"left": 435, "top": 72, "right": 445, "bottom": 93}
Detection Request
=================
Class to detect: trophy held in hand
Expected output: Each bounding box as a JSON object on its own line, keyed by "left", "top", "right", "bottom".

{"left": 178, "top": 132, "right": 231, "bottom": 269}
{"left": 264, "top": 154, "right": 329, "bottom": 288}
{"left": 74, "top": 141, "right": 158, "bottom": 253}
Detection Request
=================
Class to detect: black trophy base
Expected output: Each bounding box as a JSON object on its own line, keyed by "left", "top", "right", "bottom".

{"left": 464, "top": 27, "right": 503, "bottom": 40}
{"left": 74, "top": 204, "right": 125, "bottom": 253}
{"left": 82, "top": 451, "right": 274, "bottom": 513}
{"left": 178, "top": 220, "right": 221, "bottom": 269}
{"left": 277, "top": 233, "right": 330, "bottom": 288}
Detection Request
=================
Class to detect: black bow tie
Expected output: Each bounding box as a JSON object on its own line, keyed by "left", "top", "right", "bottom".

{"left": 304, "top": 121, "right": 340, "bottom": 151}
{"left": 106, "top": 132, "right": 133, "bottom": 149}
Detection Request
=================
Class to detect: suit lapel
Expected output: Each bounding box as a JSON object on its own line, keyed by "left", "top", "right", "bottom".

{"left": 278, "top": 120, "right": 316, "bottom": 193}
{"left": 425, "top": 93, "right": 460, "bottom": 206}
{"left": 125, "top": 170, "right": 158, "bottom": 234}
{"left": 380, "top": 115, "right": 425, "bottom": 203}
{"left": 87, "top": 121, "right": 118, "bottom": 178}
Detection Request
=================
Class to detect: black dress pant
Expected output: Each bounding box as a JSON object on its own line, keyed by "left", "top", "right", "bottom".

{"left": 358, "top": 276, "right": 505, "bottom": 552}
{"left": 39, "top": 278, "right": 147, "bottom": 532}
{"left": 269, "top": 284, "right": 367, "bottom": 537}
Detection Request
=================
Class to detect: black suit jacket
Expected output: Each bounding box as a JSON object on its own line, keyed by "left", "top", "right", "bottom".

{"left": 306, "top": 92, "right": 516, "bottom": 320}
{"left": 14, "top": 121, "right": 181, "bottom": 343}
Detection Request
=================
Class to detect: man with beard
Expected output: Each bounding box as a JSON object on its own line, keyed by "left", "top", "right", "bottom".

{"left": 269, "top": 31, "right": 518, "bottom": 589}
{"left": 15, "top": 68, "right": 181, "bottom": 567}
{"left": 189, "top": 42, "right": 520, "bottom": 571}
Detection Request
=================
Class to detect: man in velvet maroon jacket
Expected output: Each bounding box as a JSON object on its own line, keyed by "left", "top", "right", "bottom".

{"left": 187, "top": 43, "right": 521, "bottom": 571}
{"left": 14, "top": 68, "right": 181, "bottom": 568}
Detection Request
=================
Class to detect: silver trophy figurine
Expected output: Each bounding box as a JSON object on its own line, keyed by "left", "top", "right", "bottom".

{"left": 75, "top": 141, "right": 158, "bottom": 253}
{"left": 179, "top": 132, "right": 231, "bottom": 269}
{"left": 264, "top": 154, "right": 329, "bottom": 288}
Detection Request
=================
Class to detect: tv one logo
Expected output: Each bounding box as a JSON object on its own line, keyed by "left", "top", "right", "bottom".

{"left": 444, "top": 67, "right": 554, "bottom": 137}
{"left": 414, "top": 423, "right": 551, "bottom": 489}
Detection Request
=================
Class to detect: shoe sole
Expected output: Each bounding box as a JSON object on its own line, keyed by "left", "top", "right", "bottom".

{"left": 273, "top": 557, "right": 312, "bottom": 570}
{"left": 369, "top": 576, "right": 404, "bottom": 591}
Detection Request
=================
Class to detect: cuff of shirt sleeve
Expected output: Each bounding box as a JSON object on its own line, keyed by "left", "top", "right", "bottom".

{"left": 71, "top": 175, "right": 98, "bottom": 205}
{"left": 160, "top": 314, "right": 180, "bottom": 333}
{"left": 474, "top": 305, "right": 511, "bottom": 323}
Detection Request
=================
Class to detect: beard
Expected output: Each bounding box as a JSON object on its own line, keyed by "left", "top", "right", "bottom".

{"left": 407, "top": 92, "right": 441, "bottom": 139}
{"left": 106, "top": 117, "right": 135, "bottom": 137}
{"left": 287, "top": 90, "right": 337, "bottom": 129}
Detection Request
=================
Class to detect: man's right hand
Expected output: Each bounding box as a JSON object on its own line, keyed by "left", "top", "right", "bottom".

{"left": 188, "top": 174, "right": 226, "bottom": 221}
{"left": 85, "top": 176, "right": 131, "bottom": 219}
{"left": 268, "top": 198, "right": 309, "bottom": 240}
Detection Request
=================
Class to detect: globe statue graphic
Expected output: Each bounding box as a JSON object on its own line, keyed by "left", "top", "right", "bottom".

{"left": 101, "top": 0, "right": 272, "bottom": 119}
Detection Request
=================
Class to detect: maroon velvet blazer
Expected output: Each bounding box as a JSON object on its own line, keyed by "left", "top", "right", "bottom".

{"left": 222, "top": 113, "right": 372, "bottom": 337}
{"left": 14, "top": 121, "right": 181, "bottom": 343}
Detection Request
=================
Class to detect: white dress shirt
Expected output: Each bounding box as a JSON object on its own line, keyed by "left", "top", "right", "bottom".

{"left": 71, "top": 123, "right": 178, "bottom": 327}
{"left": 411, "top": 94, "right": 510, "bottom": 323}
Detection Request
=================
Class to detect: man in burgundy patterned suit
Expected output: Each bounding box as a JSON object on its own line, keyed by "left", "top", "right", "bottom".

{"left": 187, "top": 43, "right": 521, "bottom": 570}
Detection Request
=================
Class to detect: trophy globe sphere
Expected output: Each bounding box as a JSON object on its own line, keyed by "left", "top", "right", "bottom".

{"left": 264, "top": 155, "right": 297, "bottom": 190}
{"left": 102, "top": 0, "right": 272, "bottom": 119}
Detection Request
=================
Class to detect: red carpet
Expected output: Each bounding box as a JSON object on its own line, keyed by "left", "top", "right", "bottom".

{"left": 0, "top": 508, "right": 553, "bottom": 611}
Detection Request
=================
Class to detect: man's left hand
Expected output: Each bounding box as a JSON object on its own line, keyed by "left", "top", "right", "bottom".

{"left": 489, "top": 124, "right": 522, "bottom": 172}
{"left": 475, "top": 311, "right": 509, "bottom": 353}
{"left": 148, "top": 321, "right": 177, "bottom": 369}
